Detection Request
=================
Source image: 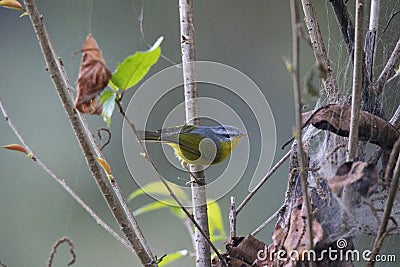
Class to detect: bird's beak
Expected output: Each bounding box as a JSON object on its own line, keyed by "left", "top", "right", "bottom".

{"left": 238, "top": 132, "right": 250, "bottom": 138}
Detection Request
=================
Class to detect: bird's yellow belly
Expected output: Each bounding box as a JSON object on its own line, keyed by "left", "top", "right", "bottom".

{"left": 167, "top": 140, "right": 233, "bottom": 166}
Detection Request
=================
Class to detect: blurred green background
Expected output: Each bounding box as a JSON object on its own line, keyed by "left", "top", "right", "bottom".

{"left": 1, "top": 1, "right": 400, "bottom": 266}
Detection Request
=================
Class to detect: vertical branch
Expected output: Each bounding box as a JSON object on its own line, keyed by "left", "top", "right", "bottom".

{"left": 179, "top": 1, "right": 211, "bottom": 266}
{"left": 330, "top": 0, "right": 355, "bottom": 56}
{"left": 229, "top": 197, "right": 236, "bottom": 239}
{"left": 365, "top": 0, "right": 380, "bottom": 83}
{"left": 301, "top": 0, "right": 338, "bottom": 102}
{"left": 290, "top": 0, "right": 315, "bottom": 259}
{"left": 22, "top": 0, "right": 157, "bottom": 266}
{"left": 347, "top": 0, "right": 365, "bottom": 161}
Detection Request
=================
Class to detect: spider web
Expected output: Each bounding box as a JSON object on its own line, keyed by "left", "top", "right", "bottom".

{"left": 297, "top": 0, "right": 400, "bottom": 241}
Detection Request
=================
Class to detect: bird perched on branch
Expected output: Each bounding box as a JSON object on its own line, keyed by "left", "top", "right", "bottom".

{"left": 137, "top": 124, "right": 248, "bottom": 167}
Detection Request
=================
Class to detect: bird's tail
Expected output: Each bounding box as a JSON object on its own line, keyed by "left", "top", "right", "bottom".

{"left": 136, "top": 130, "right": 162, "bottom": 142}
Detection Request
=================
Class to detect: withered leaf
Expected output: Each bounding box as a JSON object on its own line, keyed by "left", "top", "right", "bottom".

{"left": 75, "top": 35, "right": 112, "bottom": 114}
{"left": 0, "top": 0, "right": 23, "bottom": 10}
{"left": 266, "top": 195, "right": 323, "bottom": 267}
{"left": 212, "top": 235, "right": 265, "bottom": 267}
{"left": 302, "top": 104, "right": 400, "bottom": 150}
{"left": 2, "top": 143, "right": 27, "bottom": 154}
{"left": 328, "top": 161, "right": 378, "bottom": 197}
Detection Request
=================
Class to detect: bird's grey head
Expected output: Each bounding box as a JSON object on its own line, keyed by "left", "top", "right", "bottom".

{"left": 219, "top": 125, "right": 248, "bottom": 139}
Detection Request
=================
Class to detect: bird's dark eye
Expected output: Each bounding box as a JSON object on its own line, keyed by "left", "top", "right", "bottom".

{"left": 224, "top": 134, "right": 230, "bottom": 138}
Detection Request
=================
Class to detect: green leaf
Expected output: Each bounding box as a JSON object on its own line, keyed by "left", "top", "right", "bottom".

{"left": 127, "top": 181, "right": 188, "bottom": 202}
{"left": 111, "top": 37, "right": 163, "bottom": 90}
{"left": 158, "top": 250, "right": 189, "bottom": 267}
{"left": 133, "top": 198, "right": 177, "bottom": 216}
{"left": 207, "top": 200, "right": 226, "bottom": 242}
{"left": 100, "top": 90, "right": 116, "bottom": 126}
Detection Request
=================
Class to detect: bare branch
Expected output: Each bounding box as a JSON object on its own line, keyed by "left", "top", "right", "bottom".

{"left": 365, "top": 0, "right": 380, "bottom": 83}
{"left": 251, "top": 208, "right": 281, "bottom": 236}
{"left": 374, "top": 38, "right": 400, "bottom": 95}
{"left": 292, "top": 0, "right": 314, "bottom": 259}
{"left": 301, "top": 0, "right": 338, "bottom": 102}
{"left": 229, "top": 197, "right": 236, "bottom": 239}
{"left": 329, "top": 0, "right": 355, "bottom": 55}
{"left": 179, "top": 1, "right": 211, "bottom": 266}
{"left": 236, "top": 151, "right": 290, "bottom": 214}
{"left": 0, "top": 99, "right": 129, "bottom": 250}
{"left": 347, "top": 0, "right": 365, "bottom": 161}
{"left": 22, "top": 0, "right": 157, "bottom": 265}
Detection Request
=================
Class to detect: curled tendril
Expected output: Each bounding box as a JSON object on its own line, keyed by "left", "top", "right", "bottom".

{"left": 97, "top": 128, "right": 111, "bottom": 151}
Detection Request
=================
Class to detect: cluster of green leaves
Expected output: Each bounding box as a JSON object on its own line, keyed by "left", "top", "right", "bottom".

{"left": 128, "top": 181, "right": 226, "bottom": 266}
{"left": 101, "top": 37, "right": 163, "bottom": 126}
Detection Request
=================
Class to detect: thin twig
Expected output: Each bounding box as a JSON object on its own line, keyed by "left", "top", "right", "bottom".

{"left": 390, "top": 104, "right": 400, "bottom": 129}
{"left": 251, "top": 208, "right": 281, "bottom": 236}
{"left": 368, "top": 138, "right": 400, "bottom": 266}
{"left": 97, "top": 128, "right": 111, "bottom": 151}
{"left": 179, "top": 1, "right": 211, "bottom": 266}
{"left": 384, "top": 136, "right": 400, "bottom": 187}
{"left": 347, "top": 0, "right": 365, "bottom": 161}
{"left": 0, "top": 99, "right": 129, "bottom": 250}
{"left": 292, "top": 1, "right": 315, "bottom": 261}
{"left": 386, "top": 71, "right": 400, "bottom": 85}
{"left": 301, "top": 0, "right": 338, "bottom": 102}
{"left": 22, "top": 1, "right": 157, "bottom": 265}
{"left": 236, "top": 151, "right": 290, "bottom": 214}
{"left": 115, "top": 99, "right": 227, "bottom": 267}
{"left": 47, "top": 237, "right": 76, "bottom": 267}
{"left": 382, "top": 10, "right": 400, "bottom": 35}
{"left": 229, "top": 197, "right": 236, "bottom": 239}
{"left": 374, "top": 38, "right": 400, "bottom": 95}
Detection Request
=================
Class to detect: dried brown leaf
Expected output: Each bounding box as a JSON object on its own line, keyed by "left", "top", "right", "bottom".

{"left": 302, "top": 104, "right": 399, "bottom": 150}
{"left": 2, "top": 143, "right": 27, "bottom": 154}
{"left": 212, "top": 235, "right": 266, "bottom": 267}
{"left": 75, "top": 35, "right": 112, "bottom": 114}
{"left": 328, "top": 161, "right": 378, "bottom": 197}
{"left": 267, "top": 196, "right": 323, "bottom": 266}
{"left": 96, "top": 157, "right": 111, "bottom": 175}
{"left": 0, "top": 0, "right": 23, "bottom": 10}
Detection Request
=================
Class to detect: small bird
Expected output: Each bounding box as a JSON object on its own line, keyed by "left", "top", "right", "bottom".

{"left": 137, "top": 125, "right": 248, "bottom": 167}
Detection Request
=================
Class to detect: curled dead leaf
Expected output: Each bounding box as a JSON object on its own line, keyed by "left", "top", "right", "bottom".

{"left": 75, "top": 35, "right": 112, "bottom": 114}
{"left": 328, "top": 161, "right": 378, "bottom": 197}
{"left": 256, "top": 195, "right": 323, "bottom": 267}
{"left": 301, "top": 104, "right": 399, "bottom": 150}
{"left": 96, "top": 157, "right": 111, "bottom": 175}
{"left": 2, "top": 143, "right": 27, "bottom": 154}
{"left": 212, "top": 235, "right": 265, "bottom": 267}
{"left": 0, "top": 0, "right": 23, "bottom": 10}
